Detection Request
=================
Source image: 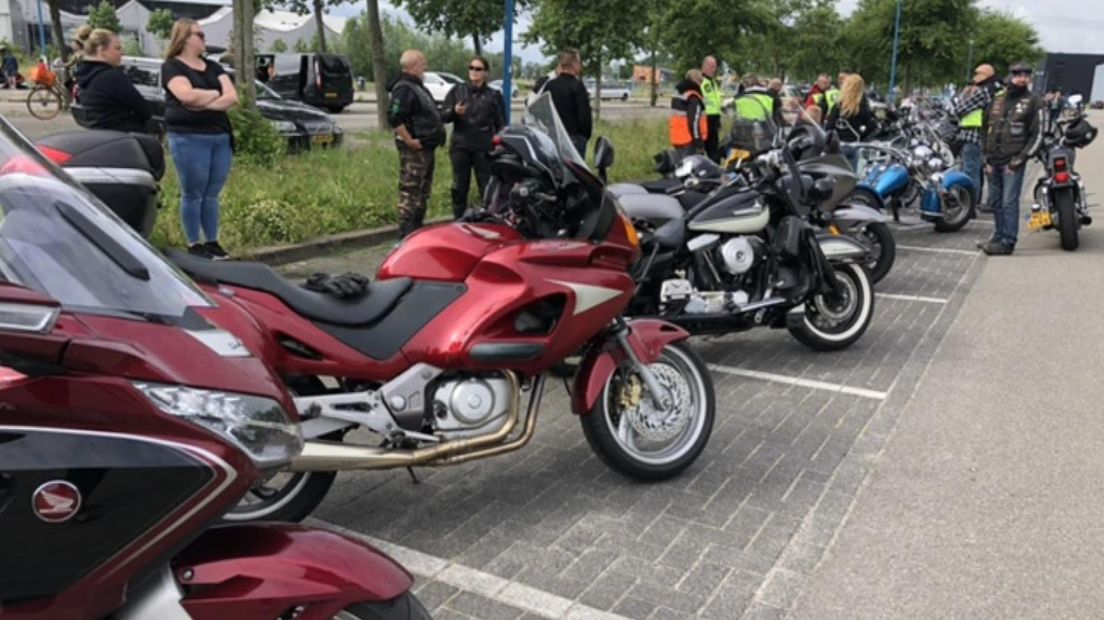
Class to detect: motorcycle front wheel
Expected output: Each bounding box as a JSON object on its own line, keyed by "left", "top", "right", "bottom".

{"left": 849, "top": 221, "right": 895, "bottom": 284}
{"left": 581, "top": 342, "right": 714, "bottom": 480}
{"left": 788, "top": 262, "right": 874, "bottom": 352}
{"left": 335, "top": 593, "right": 433, "bottom": 619}
{"left": 933, "top": 185, "right": 975, "bottom": 232}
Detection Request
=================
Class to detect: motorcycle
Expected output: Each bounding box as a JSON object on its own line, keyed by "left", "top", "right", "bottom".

{"left": 846, "top": 113, "right": 976, "bottom": 233}
{"left": 0, "top": 118, "right": 427, "bottom": 618}
{"left": 620, "top": 140, "right": 876, "bottom": 352}
{"left": 1026, "top": 93, "right": 1097, "bottom": 251}
{"left": 127, "top": 93, "right": 713, "bottom": 523}
{"left": 614, "top": 125, "right": 895, "bottom": 283}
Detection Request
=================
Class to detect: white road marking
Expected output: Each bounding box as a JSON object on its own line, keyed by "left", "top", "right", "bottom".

{"left": 875, "top": 292, "right": 949, "bottom": 305}
{"left": 709, "top": 364, "right": 888, "bottom": 400}
{"left": 896, "top": 244, "right": 979, "bottom": 256}
{"left": 310, "top": 519, "right": 630, "bottom": 620}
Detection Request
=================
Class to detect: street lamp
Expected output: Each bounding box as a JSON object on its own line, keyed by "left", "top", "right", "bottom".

{"left": 503, "top": 0, "right": 515, "bottom": 124}
{"left": 888, "top": 0, "right": 902, "bottom": 106}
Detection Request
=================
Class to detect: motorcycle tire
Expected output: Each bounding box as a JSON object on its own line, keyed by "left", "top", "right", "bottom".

{"left": 336, "top": 593, "right": 433, "bottom": 619}
{"left": 580, "top": 341, "right": 714, "bottom": 481}
{"left": 933, "top": 185, "right": 975, "bottom": 233}
{"left": 788, "top": 262, "right": 874, "bottom": 352}
{"left": 1055, "top": 189, "right": 1079, "bottom": 251}
{"left": 853, "top": 221, "right": 895, "bottom": 284}
{"left": 846, "top": 187, "right": 884, "bottom": 212}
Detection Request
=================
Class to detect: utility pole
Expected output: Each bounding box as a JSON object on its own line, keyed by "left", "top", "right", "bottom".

{"left": 888, "top": 0, "right": 902, "bottom": 106}
{"left": 503, "top": 0, "right": 515, "bottom": 124}
{"left": 965, "top": 38, "right": 975, "bottom": 83}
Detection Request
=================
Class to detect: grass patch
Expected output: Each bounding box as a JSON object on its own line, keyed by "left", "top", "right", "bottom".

{"left": 151, "top": 118, "right": 669, "bottom": 251}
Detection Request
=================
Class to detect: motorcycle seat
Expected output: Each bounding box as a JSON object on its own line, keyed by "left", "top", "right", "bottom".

{"left": 606, "top": 182, "right": 650, "bottom": 198}
{"left": 651, "top": 217, "right": 686, "bottom": 249}
{"left": 619, "top": 193, "right": 684, "bottom": 223}
{"left": 166, "top": 249, "right": 413, "bottom": 327}
{"left": 640, "top": 178, "right": 682, "bottom": 194}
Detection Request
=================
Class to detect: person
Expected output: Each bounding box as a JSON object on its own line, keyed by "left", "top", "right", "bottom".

{"left": 387, "top": 49, "right": 446, "bottom": 238}
{"left": 543, "top": 48, "right": 591, "bottom": 157}
{"left": 805, "top": 73, "right": 831, "bottom": 119}
{"left": 978, "top": 62, "right": 1045, "bottom": 256}
{"left": 729, "top": 74, "right": 777, "bottom": 156}
{"left": 161, "top": 18, "right": 238, "bottom": 260}
{"left": 441, "top": 55, "right": 505, "bottom": 219}
{"left": 1, "top": 47, "right": 19, "bottom": 89}
{"left": 827, "top": 70, "right": 848, "bottom": 117}
{"left": 952, "top": 63, "right": 999, "bottom": 205}
{"left": 669, "top": 69, "right": 707, "bottom": 156}
{"left": 826, "top": 73, "right": 877, "bottom": 170}
{"left": 1046, "top": 87, "right": 1064, "bottom": 126}
{"left": 528, "top": 66, "right": 558, "bottom": 108}
{"left": 700, "top": 55, "right": 723, "bottom": 161}
{"left": 73, "top": 29, "right": 151, "bottom": 133}
{"left": 767, "top": 78, "right": 786, "bottom": 124}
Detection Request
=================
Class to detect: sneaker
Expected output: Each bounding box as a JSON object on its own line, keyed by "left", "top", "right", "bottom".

{"left": 981, "top": 241, "right": 1013, "bottom": 256}
{"left": 187, "top": 243, "right": 212, "bottom": 258}
{"left": 204, "top": 241, "right": 230, "bottom": 261}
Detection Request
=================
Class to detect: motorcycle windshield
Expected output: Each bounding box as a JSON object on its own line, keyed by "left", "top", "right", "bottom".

{"left": 524, "top": 92, "right": 589, "bottom": 170}
{"left": 0, "top": 120, "right": 211, "bottom": 319}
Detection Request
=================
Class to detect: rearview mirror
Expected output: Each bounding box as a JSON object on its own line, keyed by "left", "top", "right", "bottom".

{"left": 593, "top": 136, "right": 615, "bottom": 172}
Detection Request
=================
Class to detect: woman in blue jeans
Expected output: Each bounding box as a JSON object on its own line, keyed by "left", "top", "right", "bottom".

{"left": 161, "top": 18, "right": 237, "bottom": 259}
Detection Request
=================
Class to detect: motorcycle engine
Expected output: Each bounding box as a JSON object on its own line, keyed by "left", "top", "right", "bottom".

{"left": 431, "top": 377, "right": 512, "bottom": 439}
{"left": 717, "top": 237, "right": 757, "bottom": 275}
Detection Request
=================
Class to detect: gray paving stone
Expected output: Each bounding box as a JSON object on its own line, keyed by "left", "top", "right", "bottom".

{"left": 577, "top": 570, "right": 637, "bottom": 611}
{"left": 444, "top": 591, "right": 525, "bottom": 620}
{"left": 412, "top": 579, "right": 460, "bottom": 612}
{"left": 611, "top": 596, "right": 657, "bottom": 619}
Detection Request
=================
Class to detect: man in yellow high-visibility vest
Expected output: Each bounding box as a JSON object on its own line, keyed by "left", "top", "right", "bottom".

{"left": 700, "top": 55, "right": 724, "bottom": 162}
{"left": 952, "top": 63, "right": 999, "bottom": 206}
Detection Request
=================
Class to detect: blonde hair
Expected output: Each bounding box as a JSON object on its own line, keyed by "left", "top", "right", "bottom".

{"left": 83, "top": 28, "right": 117, "bottom": 58}
{"left": 164, "top": 18, "right": 198, "bottom": 59}
{"left": 840, "top": 73, "right": 865, "bottom": 117}
{"left": 685, "top": 68, "right": 702, "bottom": 83}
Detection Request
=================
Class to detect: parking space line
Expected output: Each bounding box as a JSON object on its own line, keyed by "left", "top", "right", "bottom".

{"left": 310, "top": 519, "right": 630, "bottom": 620}
{"left": 896, "top": 244, "right": 979, "bottom": 256}
{"left": 875, "top": 292, "right": 949, "bottom": 305}
{"left": 709, "top": 364, "right": 888, "bottom": 400}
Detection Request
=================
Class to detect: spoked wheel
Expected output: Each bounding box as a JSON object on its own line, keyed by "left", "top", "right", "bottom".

{"left": 847, "top": 221, "right": 895, "bottom": 284}
{"left": 933, "top": 185, "right": 975, "bottom": 232}
{"left": 581, "top": 342, "right": 714, "bottom": 480}
{"left": 26, "top": 86, "right": 61, "bottom": 120}
{"left": 332, "top": 593, "right": 432, "bottom": 619}
{"left": 788, "top": 262, "right": 874, "bottom": 352}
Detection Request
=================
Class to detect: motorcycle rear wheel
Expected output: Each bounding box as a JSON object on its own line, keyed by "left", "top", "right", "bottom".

{"left": 788, "top": 262, "right": 874, "bottom": 352}
{"left": 933, "top": 185, "right": 974, "bottom": 232}
{"left": 581, "top": 342, "right": 714, "bottom": 480}
{"left": 335, "top": 593, "right": 432, "bottom": 619}
{"left": 1055, "top": 189, "right": 1079, "bottom": 251}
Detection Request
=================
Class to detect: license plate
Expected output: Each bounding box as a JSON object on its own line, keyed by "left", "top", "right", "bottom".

{"left": 324, "top": 92, "right": 338, "bottom": 99}
{"left": 1028, "top": 211, "right": 1052, "bottom": 231}
{"left": 312, "top": 134, "right": 334, "bottom": 146}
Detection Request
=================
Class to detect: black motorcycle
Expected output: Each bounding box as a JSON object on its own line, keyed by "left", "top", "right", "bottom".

{"left": 1027, "top": 94, "right": 1097, "bottom": 251}
{"left": 625, "top": 146, "right": 875, "bottom": 352}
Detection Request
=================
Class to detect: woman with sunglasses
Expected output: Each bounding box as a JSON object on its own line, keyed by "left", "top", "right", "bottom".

{"left": 161, "top": 18, "right": 238, "bottom": 260}
{"left": 441, "top": 55, "right": 505, "bottom": 219}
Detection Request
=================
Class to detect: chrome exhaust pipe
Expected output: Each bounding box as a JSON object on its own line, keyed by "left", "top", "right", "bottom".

{"left": 289, "top": 372, "right": 537, "bottom": 472}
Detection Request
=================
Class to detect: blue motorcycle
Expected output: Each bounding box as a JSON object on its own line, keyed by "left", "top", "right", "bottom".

{"left": 846, "top": 121, "right": 976, "bottom": 233}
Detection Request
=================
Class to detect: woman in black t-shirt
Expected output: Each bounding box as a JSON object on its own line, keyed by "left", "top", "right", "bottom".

{"left": 161, "top": 18, "right": 238, "bottom": 260}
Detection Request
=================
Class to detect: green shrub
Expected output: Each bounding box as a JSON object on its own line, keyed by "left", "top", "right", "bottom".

{"left": 228, "top": 105, "right": 286, "bottom": 166}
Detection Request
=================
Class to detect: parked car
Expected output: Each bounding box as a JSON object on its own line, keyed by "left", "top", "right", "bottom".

{"left": 254, "top": 53, "right": 355, "bottom": 113}
{"left": 584, "top": 79, "right": 633, "bottom": 101}
{"left": 422, "top": 71, "right": 461, "bottom": 103}
{"left": 489, "top": 79, "right": 518, "bottom": 98}
{"left": 71, "top": 56, "right": 343, "bottom": 152}
{"left": 1091, "top": 100, "right": 1104, "bottom": 110}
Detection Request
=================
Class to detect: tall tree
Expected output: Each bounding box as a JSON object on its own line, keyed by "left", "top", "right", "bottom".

{"left": 968, "top": 10, "right": 1044, "bottom": 78}
{"left": 657, "top": 0, "right": 770, "bottom": 74}
{"left": 365, "top": 0, "right": 389, "bottom": 130}
{"left": 395, "top": 0, "right": 525, "bottom": 56}
{"left": 46, "top": 0, "right": 66, "bottom": 61}
{"left": 232, "top": 0, "right": 257, "bottom": 104}
{"left": 87, "top": 0, "right": 121, "bottom": 33}
{"left": 266, "top": 0, "right": 350, "bottom": 53}
{"left": 147, "top": 8, "right": 175, "bottom": 40}
{"left": 524, "top": 0, "right": 642, "bottom": 120}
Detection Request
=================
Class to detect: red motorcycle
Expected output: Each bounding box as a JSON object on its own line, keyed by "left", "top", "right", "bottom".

{"left": 161, "top": 95, "right": 716, "bottom": 522}
{"left": 0, "top": 122, "right": 427, "bottom": 618}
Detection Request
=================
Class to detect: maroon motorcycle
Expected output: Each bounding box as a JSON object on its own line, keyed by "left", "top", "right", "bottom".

{"left": 0, "top": 119, "right": 428, "bottom": 618}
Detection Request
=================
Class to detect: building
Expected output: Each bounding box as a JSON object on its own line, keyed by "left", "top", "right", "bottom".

{"left": 5, "top": 0, "right": 344, "bottom": 58}
{"left": 1037, "top": 53, "right": 1104, "bottom": 101}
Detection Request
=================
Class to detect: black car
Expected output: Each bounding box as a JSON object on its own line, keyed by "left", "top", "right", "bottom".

{"left": 71, "top": 57, "right": 343, "bottom": 152}
{"left": 258, "top": 53, "right": 354, "bottom": 114}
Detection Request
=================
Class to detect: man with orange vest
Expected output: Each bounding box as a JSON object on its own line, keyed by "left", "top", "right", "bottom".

{"left": 670, "top": 69, "right": 709, "bottom": 155}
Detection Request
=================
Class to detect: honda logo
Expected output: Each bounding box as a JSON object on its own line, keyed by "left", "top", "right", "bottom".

{"left": 32, "top": 480, "right": 81, "bottom": 523}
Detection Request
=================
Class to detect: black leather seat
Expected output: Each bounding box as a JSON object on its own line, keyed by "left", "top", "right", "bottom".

{"left": 166, "top": 249, "right": 412, "bottom": 327}
{"left": 641, "top": 178, "right": 682, "bottom": 194}
{"left": 651, "top": 217, "right": 686, "bottom": 249}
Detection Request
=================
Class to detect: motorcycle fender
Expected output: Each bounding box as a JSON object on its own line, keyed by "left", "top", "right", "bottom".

{"left": 571, "top": 319, "right": 690, "bottom": 415}
{"left": 940, "top": 169, "right": 975, "bottom": 192}
{"left": 816, "top": 235, "right": 868, "bottom": 262}
{"left": 177, "top": 523, "right": 413, "bottom": 620}
{"left": 833, "top": 204, "right": 887, "bottom": 224}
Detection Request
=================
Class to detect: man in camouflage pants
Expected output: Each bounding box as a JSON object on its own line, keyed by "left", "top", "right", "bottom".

{"left": 388, "top": 49, "right": 446, "bottom": 238}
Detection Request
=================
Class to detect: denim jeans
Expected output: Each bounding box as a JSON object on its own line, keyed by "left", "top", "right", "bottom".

{"left": 987, "top": 164, "right": 1025, "bottom": 247}
{"left": 960, "top": 141, "right": 983, "bottom": 204}
{"left": 842, "top": 144, "right": 861, "bottom": 172}
{"left": 168, "top": 132, "right": 233, "bottom": 245}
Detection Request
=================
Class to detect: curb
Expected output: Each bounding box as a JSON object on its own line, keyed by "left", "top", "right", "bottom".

{"left": 246, "top": 216, "right": 450, "bottom": 266}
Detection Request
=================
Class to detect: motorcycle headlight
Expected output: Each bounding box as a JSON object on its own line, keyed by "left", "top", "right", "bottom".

{"left": 133, "top": 382, "right": 302, "bottom": 467}
{"left": 270, "top": 120, "right": 298, "bottom": 133}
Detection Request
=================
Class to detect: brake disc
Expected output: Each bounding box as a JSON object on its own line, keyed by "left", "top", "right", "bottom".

{"left": 623, "top": 364, "right": 693, "bottom": 443}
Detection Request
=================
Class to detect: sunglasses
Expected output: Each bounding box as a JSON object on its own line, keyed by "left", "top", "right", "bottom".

{"left": 192, "top": 31, "right": 206, "bottom": 41}
{"left": 468, "top": 65, "right": 486, "bottom": 72}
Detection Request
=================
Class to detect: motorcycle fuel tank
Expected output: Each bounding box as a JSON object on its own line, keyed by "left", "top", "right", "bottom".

{"left": 863, "top": 162, "right": 910, "bottom": 198}
{"left": 687, "top": 187, "right": 768, "bottom": 234}
{"left": 378, "top": 223, "right": 523, "bottom": 282}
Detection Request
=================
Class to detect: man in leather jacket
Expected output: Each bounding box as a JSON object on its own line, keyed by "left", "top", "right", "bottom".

{"left": 388, "top": 49, "right": 446, "bottom": 238}
{"left": 978, "top": 62, "right": 1045, "bottom": 256}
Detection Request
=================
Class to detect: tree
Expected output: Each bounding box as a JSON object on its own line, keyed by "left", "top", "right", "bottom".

{"left": 394, "top": 0, "right": 524, "bottom": 56}
{"left": 265, "top": 0, "right": 351, "bottom": 53}
{"left": 293, "top": 38, "right": 310, "bottom": 53}
{"left": 524, "top": 0, "right": 643, "bottom": 120}
{"left": 45, "top": 0, "right": 67, "bottom": 61}
{"left": 271, "top": 38, "right": 288, "bottom": 53}
{"left": 146, "top": 8, "right": 175, "bottom": 41}
{"left": 87, "top": 0, "right": 121, "bottom": 33}
{"left": 968, "top": 10, "right": 1044, "bottom": 78}
{"left": 365, "top": 0, "right": 389, "bottom": 131}
{"left": 657, "top": 0, "right": 770, "bottom": 74}
{"left": 232, "top": 0, "right": 256, "bottom": 104}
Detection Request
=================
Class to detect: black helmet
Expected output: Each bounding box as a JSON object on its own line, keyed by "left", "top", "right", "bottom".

{"left": 1063, "top": 119, "right": 1097, "bottom": 149}
{"left": 1009, "top": 62, "right": 1033, "bottom": 75}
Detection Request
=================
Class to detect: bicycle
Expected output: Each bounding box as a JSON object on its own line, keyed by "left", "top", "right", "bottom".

{"left": 26, "top": 60, "right": 71, "bottom": 121}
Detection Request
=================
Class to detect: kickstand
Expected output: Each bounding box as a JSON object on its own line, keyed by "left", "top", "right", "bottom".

{"left": 406, "top": 467, "right": 420, "bottom": 484}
